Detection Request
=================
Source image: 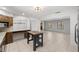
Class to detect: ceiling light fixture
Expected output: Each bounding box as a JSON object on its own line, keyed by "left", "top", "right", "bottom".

{"left": 35, "top": 6, "right": 41, "bottom": 12}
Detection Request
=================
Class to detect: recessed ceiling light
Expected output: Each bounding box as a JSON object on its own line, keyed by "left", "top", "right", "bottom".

{"left": 22, "top": 13, "right": 24, "bottom": 15}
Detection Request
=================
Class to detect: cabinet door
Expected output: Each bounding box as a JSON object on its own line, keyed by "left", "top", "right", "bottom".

{"left": 6, "top": 32, "right": 13, "bottom": 44}
{"left": 0, "top": 16, "right": 13, "bottom": 27}
{"left": 0, "top": 37, "right": 6, "bottom": 52}
{"left": 8, "top": 17, "right": 13, "bottom": 26}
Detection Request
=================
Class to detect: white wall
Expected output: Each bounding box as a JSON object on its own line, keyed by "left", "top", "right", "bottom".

{"left": 44, "top": 7, "right": 78, "bottom": 51}
{"left": 30, "top": 18, "right": 41, "bottom": 31}
{"left": 69, "top": 9, "right": 78, "bottom": 51}
{"left": 13, "top": 16, "right": 41, "bottom": 31}
{"left": 13, "top": 16, "right": 30, "bottom": 31}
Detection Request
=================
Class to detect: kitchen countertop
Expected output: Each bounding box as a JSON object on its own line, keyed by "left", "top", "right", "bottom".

{"left": 0, "top": 32, "right": 6, "bottom": 45}
{"left": 0, "top": 26, "right": 30, "bottom": 32}
{"left": 0, "top": 26, "right": 30, "bottom": 45}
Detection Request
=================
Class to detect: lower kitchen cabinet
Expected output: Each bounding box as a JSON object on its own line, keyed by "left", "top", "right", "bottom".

{"left": 5, "top": 32, "right": 13, "bottom": 44}
{"left": 0, "top": 36, "right": 6, "bottom": 52}
{"left": 0, "top": 32, "right": 13, "bottom": 52}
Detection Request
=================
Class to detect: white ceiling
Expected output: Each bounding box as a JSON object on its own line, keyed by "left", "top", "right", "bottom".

{"left": 0, "top": 6, "right": 78, "bottom": 19}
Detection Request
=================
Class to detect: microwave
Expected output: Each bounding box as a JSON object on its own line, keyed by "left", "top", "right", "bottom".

{"left": 0, "top": 22, "right": 8, "bottom": 28}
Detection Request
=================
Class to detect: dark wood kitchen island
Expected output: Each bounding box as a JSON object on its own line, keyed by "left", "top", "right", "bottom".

{"left": 27, "top": 31, "right": 43, "bottom": 51}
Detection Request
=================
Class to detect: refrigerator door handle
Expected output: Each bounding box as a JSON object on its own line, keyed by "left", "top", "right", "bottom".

{"left": 75, "top": 24, "right": 78, "bottom": 44}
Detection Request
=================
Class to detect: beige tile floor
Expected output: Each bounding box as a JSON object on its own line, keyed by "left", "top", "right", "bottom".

{"left": 5, "top": 31, "right": 77, "bottom": 52}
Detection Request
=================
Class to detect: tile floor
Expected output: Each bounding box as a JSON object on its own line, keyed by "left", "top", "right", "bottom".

{"left": 5, "top": 31, "right": 77, "bottom": 52}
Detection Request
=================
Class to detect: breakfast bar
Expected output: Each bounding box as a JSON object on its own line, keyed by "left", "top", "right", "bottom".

{"left": 27, "top": 31, "right": 43, "bottom": 51}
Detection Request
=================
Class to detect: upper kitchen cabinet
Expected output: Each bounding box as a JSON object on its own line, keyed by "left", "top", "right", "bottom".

{"left": 0, "top": 15, "right": 13, "bottom": 27}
